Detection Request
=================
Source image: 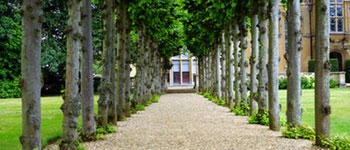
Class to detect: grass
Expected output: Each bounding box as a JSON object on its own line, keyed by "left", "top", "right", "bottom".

{"left": 0, "top": 95, "right": 99, "bottom": 150}
{"left": 279, "top": 89, "right": 350, "bottom": 137}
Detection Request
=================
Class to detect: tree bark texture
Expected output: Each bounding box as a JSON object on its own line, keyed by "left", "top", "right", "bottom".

{"left": 81, "top": 0, "right": 96, "bottom": 140}
{"left": 315, "top": 0, "right": 331, "bottom": 145}
{"left": 233, "top": 22, "right": 241, "bottom": 108}
{"left": 226, "top": 26, "right": 234, "bottom": 107}
{"left": 286, "top": 0, "right": 302, "bottom": 127}
{"left": 250, "top": 0, "right": 259, "bottom": 115}
{"left": 60, "top": 0, "right": 82, "bottom": 149}
{"left": 221, "top": 33, "right": 226, "bottom": 100}
{"left": 239, "top": 16, "right": 248, "bottom": 107}
{"left": 99, "top": 0, "right": 116, "bottom": 126}
{"left": 268, "top": 0, "right": 281, "bottom": 131}
{"left": 257, "top": 0, "right": 269, "bottom": 114}
{"left": 19, "top": 0, "right": 43, "bottom": 149}
{"left": 217, "top": 44, "right": 222, "bottom": 98}
{"left": 116, "top": 0, "right": 131, "bottom": 121}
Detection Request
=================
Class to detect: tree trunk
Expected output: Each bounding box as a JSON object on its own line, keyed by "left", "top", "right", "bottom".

{"left": 239, "top": 16, "right": 248, "bottom": 108}
{"left": 99, "top": 0, "right": 117, "bottom": 126}
{"left": 217, "top": 44, "right": 222, "bottom": 98}
{"left": 315, "top": 0, "right": 331, "bottom": 145}
{"left": 116, "top": 0, "right": 131, "bottom": 121}
{"left": 221, "top": 33, "right": 226, "bottom": 100}
{"left": 286, "top": 0, "right": 302, "bottom": 127}
{"left": 225, "top": 26, "right": 233, "bottom": 107}
{"left": 81, "top": 0, "right": 96, "bottom": 140}
{"left": 268, "top": 0, "right": 280, "bottom": 131}
{"left": 233, "top": 22, "right": 241, "bottom": 108}
{"left": 257, "top": 0, "right": 268, "bottom": 114}
{"left": 250, "top": 0, "right": 259, "bottom": 115}
{"left": 19, "top": 0, "right": 43, "bottom": 149}
{"left": 124, "top": 61, "right": 131, "bottom": 117}
{"left": 60, "top": 0, "right": 82, "bottom": 149}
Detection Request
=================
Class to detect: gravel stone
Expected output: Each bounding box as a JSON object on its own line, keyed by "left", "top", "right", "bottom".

{"left": 46, "top": 93, "right": 320, "bottom": 150}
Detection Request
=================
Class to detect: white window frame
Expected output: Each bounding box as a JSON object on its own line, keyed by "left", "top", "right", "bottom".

{"left": 330, "top": 0, "right": 344, "bottom": 33}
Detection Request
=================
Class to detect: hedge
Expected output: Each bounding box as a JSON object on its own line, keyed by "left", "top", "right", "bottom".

{"left": 308, "top": 59, "right": 339, "bottom": 72}
{"left": 346, "top": 59, "right": 350, "bottom": 83}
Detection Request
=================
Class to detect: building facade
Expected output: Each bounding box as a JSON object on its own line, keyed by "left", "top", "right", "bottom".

{"left": 169, "top": 51, "right": 198, "bottom": 86}
{"left": 277, "top": 0, "right": 350, "bottom": 73}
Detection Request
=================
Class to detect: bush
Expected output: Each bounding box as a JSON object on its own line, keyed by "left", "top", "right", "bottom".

{"left": 281, "top": 124, "right": 315, "bottom": 140}
{"left": 346, "top": 59, "right": 350, "bottom": 83}
{"left": 248, "top": 110, "right": 269, "bottom": 126}
{"left": 0, "top": 78, "right": 21, "bottom": 98}
{"left": 308, "top": 59, "right": 315, "bottom": 72}
{"left": 309, "top": 59, "right": 339, "bottom": 72}
{"left": 301, "top": 76, "right": 314, "bottom": 89}
{"left": 330, "top": 59, "right": 339, "bottom": 72}
{"left": 279, "top": 77, "right": 288, "bottom": 89}
{"left": 330, "top": 78, "right": 339, "bottom": 88}
{"left": 320, "top": 136, "right": 350, "bottom": 150}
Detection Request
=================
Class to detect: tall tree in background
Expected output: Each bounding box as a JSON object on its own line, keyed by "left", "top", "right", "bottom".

{"left": 60, "top": 0, "right": 82, "bottom": 148}
{"left": 116, "top": 0, "right": 131, "bottom": 121}
{"left": 268, "top": 0, "right": 280, "bottom": 131}
{"left": 238, "top": 1, "right": 248, "bottom": 109}
{"left": 98, "top": 0, "right": 116, "bottom": 126}
{"left": 286, "top": 0, "right": 302, "bottom": 127}
{"left": 19, "top": 0, "right": 43, "bottom": 149}
{"left": 249, "top": 0, "right": 259, "bottom": 115}
{"left": 233, "top": 20, "right": 241, "bottom": 108}
{"left": 257, "top": 0, "right": 268, "bottom": 115}
{"left": 81, "top": 0, "right": 96, "bottom": 140}
{"left": 315, "top": 0, "right": 331, "bottom": 145}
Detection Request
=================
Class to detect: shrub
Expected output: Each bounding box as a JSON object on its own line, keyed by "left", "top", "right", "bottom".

{"left": 320, "top": 136, "right": 350, "bottom": 150}
{"left": 248, "top": 110, "right": 269, "bottom": 126}
{"left": 346, "top": 59, "right": 350, "bottom": 83}
{"left": 0, "top": 78, "right": 21, "bottom": 98}
{"left": 281, "top": 124, "right": 315, "bottom": 140}
{"left": 301, "top": 76, "right": 313, "bottom": 89}
{"left": 308, "top": 59, "right": 315, "bottom": 72}
{"left": 330, "top": 59, "right": 339, "bottom": 72}
{"left": 330, "top": 78, "right": 339, "bottom": 88}
{"left": 279, "top": 77, "right": 288, "bottom": 89}
{"left": 203, "top": 92, "right": 211, "bottom": 98}
{"left": 217, "top": 99, "right": 226, "bottom": 106}
{"left": 309, "top": 59, "right": 339, "bottom": 72}
{"left": 151, "top": 95, "right": 160, "bottom": 103}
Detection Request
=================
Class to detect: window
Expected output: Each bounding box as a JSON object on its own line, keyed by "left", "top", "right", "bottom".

{"left": 330, "top": 0, "right": 343, "bottom": 33}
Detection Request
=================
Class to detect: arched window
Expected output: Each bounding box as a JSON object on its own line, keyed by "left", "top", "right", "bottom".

{"left": 330, "top": 0, "right": 343, "bottom": 33}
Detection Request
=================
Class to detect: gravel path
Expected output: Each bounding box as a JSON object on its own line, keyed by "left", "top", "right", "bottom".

{"left": 47, "top": 93, "right": 319, "bottom": 150}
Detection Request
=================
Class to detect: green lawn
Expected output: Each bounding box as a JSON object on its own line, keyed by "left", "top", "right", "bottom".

{"left": 279, "top": 89, "right": 350, "bottom": 137}
{"left": 0, "top": 96, "right": 99, "bottom": 150}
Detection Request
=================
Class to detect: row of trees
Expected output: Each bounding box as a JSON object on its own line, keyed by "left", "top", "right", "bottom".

{"left": 183, "top": 0, "right": 331, "bottom": 146}
{"left": 20, "top": 0, "right": 182, "bottom": 149}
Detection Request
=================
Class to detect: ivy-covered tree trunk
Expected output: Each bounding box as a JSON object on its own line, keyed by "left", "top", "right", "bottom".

{"left": 268, "top": 0, "right": 280, "bottom": 131}
{"left": 81, "top": 0, "right": 96, "bottom": 140}
{"left": 99, "top": 0, "right": 117, "bottom": 126}
{"left": 286, "top": 0, "right": 302, "bottom": 127}
{"left": 19, "top": 0, "right": 43, "bottom": 149}
{"left": 257, "top": 0, "right": 268, "bottom": 115}
{"left": 217, "top": 44, "right": 222, "bottom": 98}
{"left": 239, "top": 15, "right": 248, "bottom": 108}
{"left": 233, "top": 22, "right": 241, "bottom": 108}
{"left": 60, "top": 0, "right": 82, "bottom": 149}
{"left": 116, "top": 0, "right": 131, "bottom": 121}
{"left": 227, "top": 25, "right": 234, "bottom": 107}
{"left": 249, "top": 0, "right": 259, "bottom": 115}
{"left": 315, "top": 0, "right": 331, "bottom": 145}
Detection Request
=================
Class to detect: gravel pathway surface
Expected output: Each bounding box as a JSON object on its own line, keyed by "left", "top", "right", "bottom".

{"left": 47, "top": 93, "right": 319, "bottom": 150}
